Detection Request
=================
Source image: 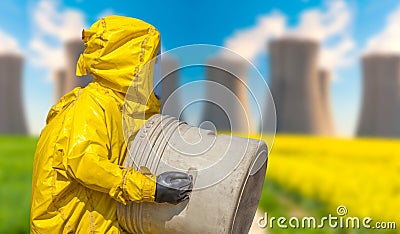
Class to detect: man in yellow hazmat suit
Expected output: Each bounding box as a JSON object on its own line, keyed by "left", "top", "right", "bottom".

{"left": 30, "top": 16, "right": 192, "bottom": 233}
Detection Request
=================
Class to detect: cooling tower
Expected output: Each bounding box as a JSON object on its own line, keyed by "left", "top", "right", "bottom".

{"left": 54, "top": 69, "right": 66, "bottom": 102}
{"left": 357, "top": 54, "right": 400, "bottom": 137}
{"left": 0, "top": 54, "right": 27, "bottom": 134}
{"left": 269, "top": 38, "right": 324, "bottom": 134}
{"left": 159, "top": 55, "right": 180, "bottom": 117}
{"left": 64, "top": 40, "right": 92, "bottom": 93}
{"left": 201, "top": 56, "right": 252, "bottom": 132}
{"left": 318, "top": 69, "right": 334, "bottom": 135}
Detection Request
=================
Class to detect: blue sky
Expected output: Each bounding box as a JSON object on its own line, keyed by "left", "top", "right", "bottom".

{"left": 1, "top": 0, "right": 400, "bottom": 135}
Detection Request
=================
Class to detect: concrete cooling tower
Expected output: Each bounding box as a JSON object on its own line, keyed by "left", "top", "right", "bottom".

{"left": 269, "top": 38, "right": 325, "bottom": 134}
{"left": 318, "top": 69, "right": 334, "bottom": 135}
{"left": 64, "top": 40, "right": 92, "bottom": 93}
{"left": 54, "top": 69, "right": 66, "bottom": 102}
{"left": 0, "top": 54, "right": 27, "bottom": 134}
{"left": 357, "top": 54, "right": 400, "bottom": 137}
{"left": 159, "top": 55, "right": 180, "bottom": 117}
{"left": 201, "top": 56, "right": 252, "bottom": 133}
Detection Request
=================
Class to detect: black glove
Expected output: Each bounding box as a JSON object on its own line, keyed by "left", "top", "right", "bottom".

{"left": 155, "top": 171, "right": 193, "bottom": 204}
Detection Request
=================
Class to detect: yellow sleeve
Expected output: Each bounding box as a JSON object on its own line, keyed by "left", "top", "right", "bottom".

{"left": 64, "top": 92, "right": 156, "bottom": 204}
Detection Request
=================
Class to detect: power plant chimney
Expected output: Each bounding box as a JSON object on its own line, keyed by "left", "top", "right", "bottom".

{"left": 64, "top": 40, "right": 92, "bottom": 93}
{"left": 318, "top": 69, "right": 334, "bottom": 135}
{"left": 0, "top": 54, "right": 27, "bottom": 134}
{"left": 269, "top": 38, "right": 324, "bottom": 134}
{"left": 54, "top": 69, "right": 66, "bottom": 102}
{"left": 160, "top": 55, "right": 180, "bottom": 117}
{"left": 201, "top": 56, "right": 252, "bottom": 132}
{"left": 357, "top": 54, "right": 400, "bottom": 137}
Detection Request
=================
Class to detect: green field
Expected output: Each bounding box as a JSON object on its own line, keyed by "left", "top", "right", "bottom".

{"left": 0, "top": 136, "right": 37, "bottom": 234}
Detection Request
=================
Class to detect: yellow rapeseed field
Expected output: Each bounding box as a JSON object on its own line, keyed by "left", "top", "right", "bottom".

{"left": 264, "top": 135, "right": 400, "bottom": 225}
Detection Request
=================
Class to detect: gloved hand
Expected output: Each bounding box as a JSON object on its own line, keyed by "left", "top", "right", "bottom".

{"left": 155, "top": 171, "right": 193, "bottom": 204}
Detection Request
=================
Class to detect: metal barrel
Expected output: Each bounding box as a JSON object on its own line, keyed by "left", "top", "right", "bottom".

{"left": 117, "top": 114, "right": 268, "bottom": 234}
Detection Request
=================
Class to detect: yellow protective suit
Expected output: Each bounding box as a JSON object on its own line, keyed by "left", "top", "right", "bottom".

{"left": 30, "top": 16, "right": 161, "bottom": 233}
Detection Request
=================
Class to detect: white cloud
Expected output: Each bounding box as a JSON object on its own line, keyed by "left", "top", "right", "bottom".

{"left": 224, "top": 12, "right": 286, "bottom": 61}
{"left": 33, "top": 0, "right": 85, "bottom": 42}
{"left": 97, "top": 8, "right": 115, "bottom": 19}
{"left": 365, "top": 5, "right": 400, "bottom": 54}
{"left": 224, "top": 0, "right": 355, "bottom": 72}
{"left": 290, "top": 0, "right": 351, "bottom": 41}
{"left": 320, "top": 36, "right": 354, "bottom": 70}
{"left": 29, "top": 0, "right": 86, "bottom": 73}
{"left": 29, "top": 37, "right": 64, "bottom": 70}
{"left": 0, "top": 29, "right": 21, "bottom": 55}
